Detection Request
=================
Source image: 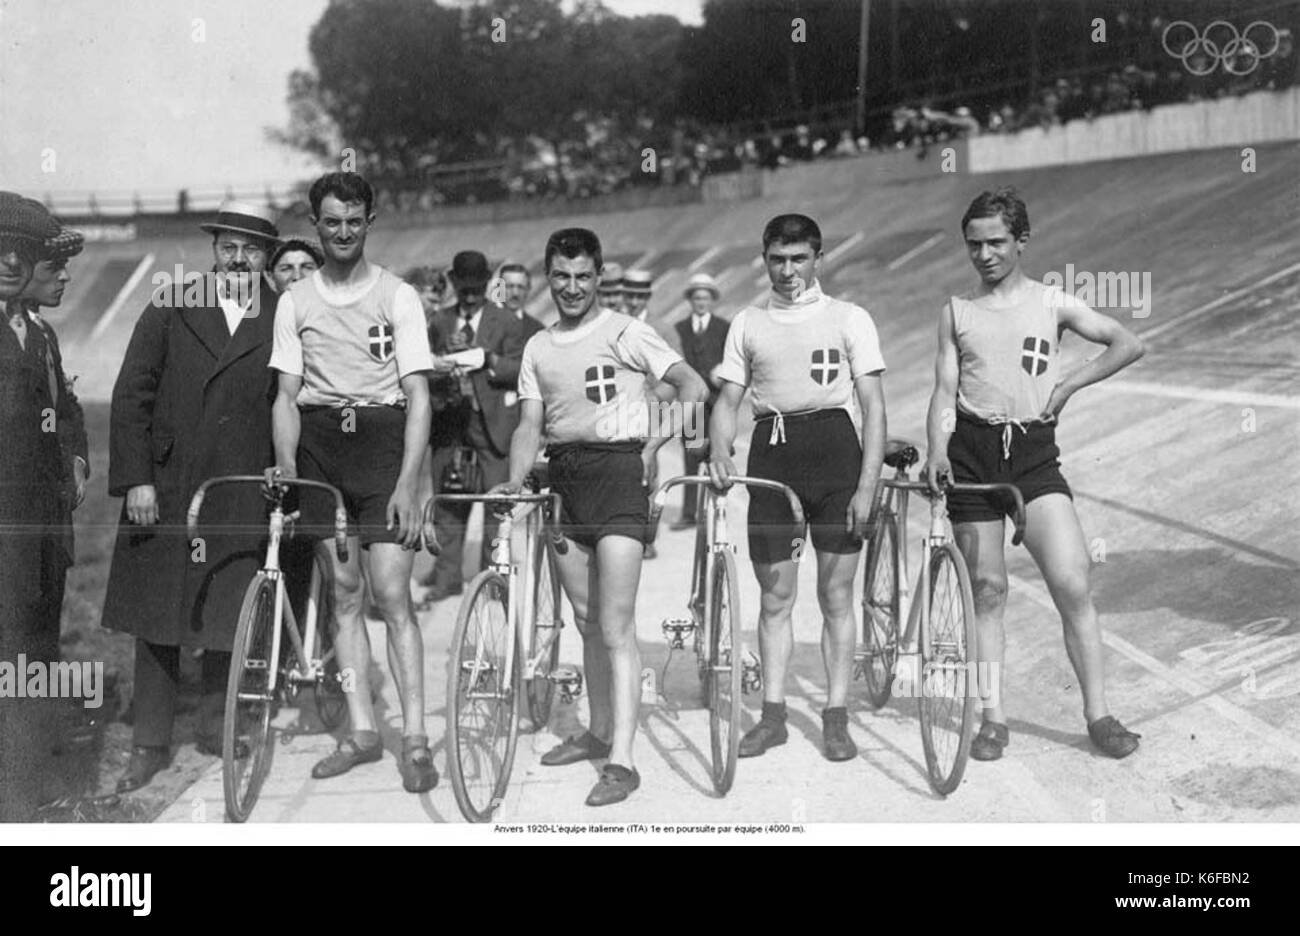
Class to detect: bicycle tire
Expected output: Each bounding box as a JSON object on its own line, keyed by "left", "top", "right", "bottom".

{"left": 223, "top": 573, "right": 279, "bottom": 822}
{"left": 446, "top": 569, "right": 520, "bottom": 822}
{"left": 310, "top": 550, "right": 347, "bottom": 732}
{"left": 861, "top": 511, "right": 900, "bottom": 709}
{"left": 692, "top": 513, "right": 712, "bottom": 702}
{"left": 708, "top": 550, "right": 743, "bottom": 794}
{"left": 917, "top": 541, "right": 978, "bottom": 796}
{"left": 526, "top": 541, "right": 563, "bottom": 729}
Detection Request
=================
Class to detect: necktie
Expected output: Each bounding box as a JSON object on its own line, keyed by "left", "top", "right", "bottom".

{"left": 460, "top": 317, "right": 474, "bottom": 345}
{"left": 694, "top": 317, "right": 704, "bottom": 335}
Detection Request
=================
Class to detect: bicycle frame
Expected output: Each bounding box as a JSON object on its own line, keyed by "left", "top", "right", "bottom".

{"left": 187, "top": 472, "right": 350, "bottom": 699}
{"left": 422, "top": 491, "right": 565, "bottom": 702}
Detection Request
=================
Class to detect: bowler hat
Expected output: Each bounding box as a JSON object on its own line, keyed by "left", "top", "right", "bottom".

{"left": 450, "top": 250, "right": 491, "bottom": 289}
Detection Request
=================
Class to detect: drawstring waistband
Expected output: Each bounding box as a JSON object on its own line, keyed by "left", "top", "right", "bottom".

{"left": 769, "top": 412, "right": 786, "bottom": 445}
{"left": 754, "top": 407, "right": 844, "bottom": 446}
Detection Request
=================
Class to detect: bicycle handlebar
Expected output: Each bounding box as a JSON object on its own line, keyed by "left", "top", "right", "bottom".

{"left": 648, "top": 475, "right": 805, "bottom": 541}
{"left": 421, "top": 491, "right": 567, "bottom": 557}
{"left": 880, "top": 479, "right": 1027, "bottom": 546}
{"left": 186, "top": 471, "right": 350, "bottom": 562}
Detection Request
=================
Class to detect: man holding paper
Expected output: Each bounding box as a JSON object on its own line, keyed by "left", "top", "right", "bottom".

{"left": 422, "top": 250, "right": 527, "bottom": 603}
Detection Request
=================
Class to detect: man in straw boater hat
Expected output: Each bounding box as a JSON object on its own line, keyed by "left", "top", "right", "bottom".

{"left": 597, "top": 261, "right": 625, "bottom": 314}
{"left": 103, "top": 199, "right": 284, "bottom": 793}
{"left": 671, "top": 272, "right": 729, "bottom": 530}
{"left": 0, "top": 192, "right": 68, "bottom": 818}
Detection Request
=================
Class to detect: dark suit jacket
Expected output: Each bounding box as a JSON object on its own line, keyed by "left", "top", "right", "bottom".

{"left": 429, "top": 301, "right": 526, "bottom": 456}
{"left": 674, "top": 313, "right": 730, "bottom": 411}
{"left": 27, "top": 309, "right": 88, "bottom": 563}
{"left": 520, "top": 311, "right": 545, "bottom": 341}
{"left": 0, "top": 301, "right": 69, "bottom": 617}
{"left": 101, "top": 277, "right": 280, "bottom": 649}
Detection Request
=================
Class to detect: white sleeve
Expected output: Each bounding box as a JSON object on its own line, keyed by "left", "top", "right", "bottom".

{"left": 713, "top": 310, "right": 750, "bottom": 387}
{"left": 268, "top": 292, "right": 303, "bottom": 376}
{"left": 392, "top": 282, "right": 435, "bottom": 379}
{"left": 845, "top": 305, "right": 886, "bottom": 378}
{"left": 517, "top": 336, "right": 542, "bottom": 402}
{"left": 615, "top": 320, "right": 682, "bottom": 381}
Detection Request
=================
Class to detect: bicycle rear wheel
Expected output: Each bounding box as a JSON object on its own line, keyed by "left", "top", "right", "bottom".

{"left": 526, "top": 542, "right": 563, "bottom": 729}
{"left": 708, "top": 550, "right": 743, "bottom": 794}
{"left": 309, "top": 550, "right": 347, "bottom": 731}
{"left": 223, "top": 573, "right": 280, "bottom": 822}
{"left": 692, "top": 513, "right": 712, "bottom": 702}
{"left": 917, "top": 542, "right": 978, "bottom": 796}
{"left": 446, "top": 569, "right": 520, "bottom": 822}
{"left": 861, "top": 512, "right": 900, "bottom": 709}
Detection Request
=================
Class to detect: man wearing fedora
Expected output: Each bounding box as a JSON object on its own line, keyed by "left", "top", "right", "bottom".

{"left": 103, "top": 200, "right": 283, "bottom": 792}
{"left": 672, "top": 273, "right": 729, "bottom": 529}
{"left": 0, "top": 193, "right": 68, "bottom": 818}
{"left": 422, "top": 250, "right": 527, "bottom": 602}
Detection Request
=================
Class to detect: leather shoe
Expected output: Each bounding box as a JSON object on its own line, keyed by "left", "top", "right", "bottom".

{"left": 585, "top": 764, "right": 640, "bottom": 807}
{"left": 1087, "top": 715, "right": 1140, "bottom": 759}
{"left": 821, "top": 707, "right": 857, "bottom": 762}
{"left": 970, "top": 721, "right": 1009, "bottom": 761}
{"left": 312, "top": 736, "right": 384, "bottom": 779}
{"left": 738, "top": 718, "right": 788, "bottom": 758}
{"left": 399, "top": 735, "right": 439, "bottom": 793}
{"left": 540, "top": 731, "right": 611, "bottom": 766}
{"left": 116, "top": 745, "right": 171, "bottom": 793}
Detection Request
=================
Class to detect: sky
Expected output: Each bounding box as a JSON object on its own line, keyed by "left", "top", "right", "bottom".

{"left": 0, "top": 0, "right": 703, "bottom": 206}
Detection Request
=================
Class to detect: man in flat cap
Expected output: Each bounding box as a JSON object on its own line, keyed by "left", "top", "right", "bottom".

{"left": 0, "top": 192, "right": 65, "bottom": 818}
{"left": 103, "top": 200, "right": 283, "bottom": 793}
{"left": 422, "top": 249, "right": 527, "bottom": 602}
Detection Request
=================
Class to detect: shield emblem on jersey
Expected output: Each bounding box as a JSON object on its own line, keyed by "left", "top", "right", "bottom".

{"left": 585, "top": 365, "right": 617, "bottom": 404}
{"left": 368, "top": 324, "right": 394, "bottom": 362}
{"left": 1021, "top": 337, "right": 1050, "bottom": 376}
{"left": 810, "top": 348, "right": 841, "bottom": 386}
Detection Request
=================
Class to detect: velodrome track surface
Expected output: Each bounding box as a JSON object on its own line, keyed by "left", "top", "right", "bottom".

{"left": 57, "top": 143, "right": 1299, "bottom": 822}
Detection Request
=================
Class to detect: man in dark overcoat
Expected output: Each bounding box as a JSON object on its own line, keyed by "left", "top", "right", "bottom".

{"left": 103, "top": 201, "right": 283, "bottom": 792}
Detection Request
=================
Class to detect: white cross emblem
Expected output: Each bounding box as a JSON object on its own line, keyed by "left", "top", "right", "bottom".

{"left": 368, "top": 324, "right": 394, "bottom": 362}
{"left": 585, "top": 364, "right": 617, "bottom": 404}
{"left": 1021, "top": 337, "right": 1050, "bottom": 376}
{"left": 810, "top": 348, "right": 841, "bottom": 386}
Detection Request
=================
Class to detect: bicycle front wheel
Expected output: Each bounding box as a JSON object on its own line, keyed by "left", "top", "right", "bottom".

{"left": 224, "top": 573, "right": 280, "bottom": 822}
{"left": 526, "top": 542, "right": 563, "bottom": 729}
{"left": 861, "top": 511, "right": 900, "bottom": 709}
{"left": 917, "top": 541, "right": 978, "bottom": 796}
{"left": 708, "top": 550, "right": 743, "bottom": 795}
{"left": 446, "top": 569, "right": 520, "bottom": 822}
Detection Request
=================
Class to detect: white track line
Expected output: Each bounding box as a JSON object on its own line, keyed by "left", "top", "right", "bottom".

{"left": 687, "top": 245, "right": 722, "bottom": 273}
{"left": 886, "top": 232, "right": 944, "bottom": 271}
{"left": 825, "top": 231, "right": 866, "bottom": 265}
{"left": 1140, "top": 261, "right": 1300, "bottom": 342}
{"left": 1091, "top": 380, "right": 1300, "bottom": 410}
{"left": 88, "top": 252, "right": 155, "bottom": 342}
{"left": 1008, "top": 574, "right": 1300, "bottom": 764}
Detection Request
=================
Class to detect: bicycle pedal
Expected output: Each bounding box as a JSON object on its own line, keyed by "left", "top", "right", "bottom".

{"left": 461, "top": 658, "right": 498, "bottom": 693}
{"left": 660, "top": 617, "right": 695, "bottom": 650}
{"left": 851, "top": 651, "right": 867, "bottom": 682}
{"left": 741, "top": 650, "right": 763, "bottom": 694}
{"left": 549, "top": 665, "right": 583, "bottom": 703}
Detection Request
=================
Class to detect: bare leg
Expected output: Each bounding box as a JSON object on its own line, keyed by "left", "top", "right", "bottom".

{"left": 367, "top": 543, "right": 425, "bottom": 739}
{"left": 1021, "top": 494, "right": 1109, "bottom": 723}
{"left": 815, "top": 549, "right": 859, "bottom": 708}
{"left": 953, "top": 519, "right": 1008, "bottom": 724}
{"left": 552, "top": 540, "right": 611, "bottom": 741}
{"left": 593, "top": 535, "right": 644, "bottom": 768}
{"left": 327, "top": 535, "right": 376, "bottom": 733}
{"left": 752, "top": 559, "right": 798, "bottom": 704}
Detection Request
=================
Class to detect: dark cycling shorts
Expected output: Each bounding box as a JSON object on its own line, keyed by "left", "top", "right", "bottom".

{"left": 545, "top": 441, "right": 650, "bottom": 550}
{"left": 946, "top": 409, "right": 1072, "bottom": 525}
{"left": 746, "top": 408, "right": 863, "bottom": 564}
{"left": 296, "top": 404, "right": 407, "bottom": 548}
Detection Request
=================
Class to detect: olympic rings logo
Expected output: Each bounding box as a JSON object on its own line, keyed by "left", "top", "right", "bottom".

{"left": 1162, "top": 20, "right": 1282, "bottom": 76}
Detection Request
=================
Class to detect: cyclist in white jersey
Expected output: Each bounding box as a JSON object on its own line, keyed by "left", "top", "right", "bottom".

{"left": 494, "top": 228, "right": 707, "bottom": 807}
{"left": 270, "top": 172, "right": 438, "bottom": 792}
{"left": 710, "top": 214, "right": 887, "bottom": 762}
{"left": 925, "top": 187, "right": 1145, "bottom": 760}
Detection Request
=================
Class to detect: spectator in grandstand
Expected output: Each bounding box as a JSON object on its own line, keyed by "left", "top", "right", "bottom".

{"left": 104, "top": 200, "right": 284, "bottom": 793}
{"left": 269, "top": 238, "right": 323, "bottom": 292}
